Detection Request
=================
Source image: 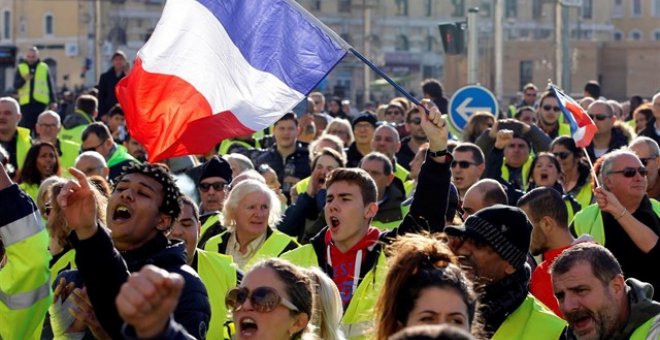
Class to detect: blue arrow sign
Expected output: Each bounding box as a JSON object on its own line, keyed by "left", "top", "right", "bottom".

{"left": 448, "top": 85, "right": 498, "bottom": 132}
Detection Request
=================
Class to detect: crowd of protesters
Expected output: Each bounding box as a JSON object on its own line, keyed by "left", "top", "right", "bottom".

{"left": 1, "top": 46, "right": 660, "bottom": 340}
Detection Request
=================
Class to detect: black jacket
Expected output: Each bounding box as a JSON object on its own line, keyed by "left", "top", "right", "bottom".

{"left": 71, "top": 229, "right": 210, "bottom": 339}
{"left": 97, "top": 67, "right": 126, "bottom": 117}
{"left": 585, "top": 124, "right": 633, "bottom": 162}
{"left": 346, "top": 142, "right": 367, "bottom": 168}
{"left": 254, "top": 144, "right": 310, "bottom": 199}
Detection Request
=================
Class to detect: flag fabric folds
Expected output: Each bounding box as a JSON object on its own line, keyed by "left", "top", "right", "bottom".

{"left": 116, "top": 0, "right": 347, "bottom": 162}
{"left": 550, "top": 85, "right": 597, "bottom": 148}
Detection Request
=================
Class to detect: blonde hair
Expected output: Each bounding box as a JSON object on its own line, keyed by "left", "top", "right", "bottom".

{"left": 223, "top": 179, "right": 282, "bottom": 228}
{"left": 306, "top": 268, "right": 346, "bottom": 340}
{"left": 325, "top": 118, "right": 354, "bottom": 146}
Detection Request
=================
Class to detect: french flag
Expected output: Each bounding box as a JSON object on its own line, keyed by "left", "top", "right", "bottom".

{"left": 551, "top": 85, "right": 597, "bottom": 148}
{"left": 116, "top": 0, "right": 347, "bottom": 162}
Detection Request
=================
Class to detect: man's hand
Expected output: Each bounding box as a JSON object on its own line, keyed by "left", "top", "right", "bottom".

{"left": 418, "top": 100, "right": 448, "bottom": 153}
{"left": 488, "top": 119, "right": 500, "bottom": 139}
{"left": 306, "top": 167, "right": 326, "bottom": 198}
{"left": 116, "top": 265, "right": 184, "bottom": 339}
{"left": 594, "top": 187, "right": 625, "bottom": 216}
{"left": 24, "top": 73, "right": 33, "bottom": 81}
{"left": 56, "top": 168, "right": 98, "bottom": 240}
{"left": 297, "top": 114, "right": 316, "bottom": 144}
{"left": 68, "top": 287, "right": 111, "bottom": 340}
{"left": 494, "top": 129, "right": 514, "bottom": 149}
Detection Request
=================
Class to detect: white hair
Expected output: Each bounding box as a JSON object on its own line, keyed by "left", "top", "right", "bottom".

{"left": 0, "top": 97, "right": 20, "bottom": 115}
{"left": 74, "top": 151, "right": 107, "bottom": 168}
{"left": 231, "top": 169, "right": 265, "bottom": 186}
{"left": 223, "top": 153, "right": 254, "bottom": 173}
{"left": 630, "top": 136, "right": 660, "bottom": 158}
{"left": 223, "top": 179, "right": 281, "bottom": 228}
{"left": 37, "top": 110, "right": 61, "bottom": 126}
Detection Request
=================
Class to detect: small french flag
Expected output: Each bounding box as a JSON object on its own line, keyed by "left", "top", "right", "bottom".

{"left": 116, "top": 0, "right": 347, "bottom": 162}
{"left": 551, "top": 85, "right": 597, "bottom": 148}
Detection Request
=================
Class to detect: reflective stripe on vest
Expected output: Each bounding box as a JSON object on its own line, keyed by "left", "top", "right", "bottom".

{"left": 0, "top": 211, "right": 44, "bottom": 246}
{"left": 200, "top": 213, "right": 221, "bottom": 237}
{"left": 573, "top": 200, "right": 660, "bottom": 245}
{"left": 197, "top": 250, "right": 237, "bottom": 340}
{"left": 394, "top": 163, "right": 409, "bottom": 183}
{"left": 0, "top": 281, "right": 50, "bottom": 310}
{"left": 501, "top": 156, "right": 533, "bottom": 190}
{"left": 492, "top": 294, "right": 566, "bottom": 340}
{"left": 16, "top": 127, "right": 32, "bottom": 171}
{"left": 18, "top": 62, "right": 50, "bottom": 105}
{"left": 630, "top": 315, "right": 660, "bottom": 340}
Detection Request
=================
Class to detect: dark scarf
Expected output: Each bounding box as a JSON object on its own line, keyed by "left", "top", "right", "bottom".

{"left": 477, "top": 264, "right": 531, "bottom": 337}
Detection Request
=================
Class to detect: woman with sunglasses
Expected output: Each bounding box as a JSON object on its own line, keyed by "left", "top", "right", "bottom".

{"left": 550, "top": 136, "right": 594, "bottom": 210}
{"left": 203, "top": 179, "right": 299, "bottom": 271}
{"left": 375, "top": 233, "right": 478, "bottom": 340}
{"left": 226, "top": 258, "right": 315, "bottom": 340}
{"left": 18, "top": 141, "right": 60, "bottom": 201}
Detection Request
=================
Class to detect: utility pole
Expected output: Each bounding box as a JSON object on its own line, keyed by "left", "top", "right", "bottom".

{"left": 494, "top": 0, "right": 503, "bottom": 101}
{"left": 363, "top": 0, "right": 371, "bottom": 104}
{"left": 554, "top": 0, "right": 563, "bottom": 88}
{"left": 95, "top": 0, "right": 102, "bottom": 84}
{"left": 561, "top": 2, "right": 571, "bottom": 93}
{"left": 467, "top": 7, "right": 479, "bottom": 84}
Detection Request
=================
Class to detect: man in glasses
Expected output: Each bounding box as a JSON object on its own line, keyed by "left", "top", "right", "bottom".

{"left": 81, "top": 122, "right": 138, "bottom": 181}
{"left": 572, "top": 150, "right": 660, "bottom": 300}
{"left": 585, "top": 100, "right": 632, "bottom": 161}
{"left": 371, "top": 124, "right": 409, "bottom": 186}
{"left": 396, "top": 106, "right": 428, "bottom": 171}
{"left": 629, "top": 136, "right": 660, "bottom": 200}
{"left": 536, "top": 91, "right": 571, "bottom": 140}
{"left": 451, "top": 143, "right": 485, "bottom": 199}
{"left": 445, "top": 205, "right": 566, "bottom": 338}
{"left": 35, "top": 110, "right": 80, "bottom": 170}
{"left": 196, "top": 155, "right": 232, "bottom": 248}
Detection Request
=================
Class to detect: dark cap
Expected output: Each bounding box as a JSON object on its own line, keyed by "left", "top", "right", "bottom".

{"left": 198, "top": 156, "right": 232, "bottom": 184}
{"left": 444, "top": 204, "right": 531, "bottom": 269}
{"left": 352, "top": 112, "right": 378, "bottom": 129}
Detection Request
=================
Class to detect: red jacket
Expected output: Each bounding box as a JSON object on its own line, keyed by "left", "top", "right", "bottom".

{"left": 530, "top": 244, "right": 572, "bottom": 317}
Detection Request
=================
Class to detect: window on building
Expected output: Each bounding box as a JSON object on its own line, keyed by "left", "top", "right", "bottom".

{"left": 427, "top": 36, "right": 434, "bottom": 51}
{"left": 505, "top": 0, "right": 518, "bottom": 18}
{"left": 629, "top": 30, "right": 642, "bottom": 41}
{"left": 654, "top": 0, "right": 660, "bottom": 17}
{"left": 612, "top": 0, "right": 623, "bottom": 17}
{"left": 632, "top": 0, "right": 642, "bottom": 17}
{"left": 532, "top": 0, "right": 543, "bottom": 20}
{"left": 520, "top": 60, "right": 533, "bottom": 91}
{"left": 582, "top": 0, "right": 593, "bottom": 19}
{"left": 44, "top": 14, "right": 53, "bottom": 36}
{"left": 3, "top": 10, "right": 10, "bottom": 40}
{"left": 451, "top": 0, "right": 465, "bottom": 17}
{"left": 613, "top": 30, "right": 623, "bottom": 41}
{"left": 653, "top": 30, "right": 660, "bottom": 41}
{"left": 395, "top": 0, "right": 409, "bottom": 16}
{"left": 425, "top": 0, "right": 432, "bottom": 17}
{"left": 338, "top": 0, "right": 351, "bottom": 13}
{"left": 395, "top": 35, "right": 409, "bottom": 51}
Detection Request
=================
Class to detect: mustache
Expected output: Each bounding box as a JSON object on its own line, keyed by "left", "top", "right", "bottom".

{"left": 565, "top": 308, "right": 594, "bottom": 325}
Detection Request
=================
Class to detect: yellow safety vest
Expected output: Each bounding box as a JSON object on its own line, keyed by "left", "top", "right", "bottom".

{"left": 492, "top": 294, "right": 566, "bottom": 340}
{"left": 280, "top": 244, "right": 389, "bottom": 340}
{"left": 200, "top": 213, "right": 222, "bottom": 238}
{"left": 18, "top": 182, "right": 39, "bottom": 202}
{"left": 58, "top": 110, "right": 93, "bottom": 145}
{"left": 372, "top": 204, "right": 410, "bottom": 231}
{"left": 218, "top": 139, "right": 259, "bottom": 155}
{"left": 16, "top": 127, "right": 32, "bottom": 172}
{"left": 572, "top": 200, "right": 660, "bottom": 246}
{"left": 58, "top": 139, "right": 81, "bottom": 171}
{"left": 558, "top": 122, "right": 571, "bottom": 137}
{"left": 203, "top": 229, "right": 299, "bottom": 271}
{"left": 17, "top": 62, "right": 50, "bottom": 105}
{"left": 630, "top": 315, "right": 660, "bottom": 340}
{"left": 196, "top": 250, "right": 237, "bottom": 340}
{"left": 573, "top": 181, "right": 594, "bottom": 212}
{"left": 294, "top": 176, "right": 310, "bottom": 198}
{"left": 501, "top": 156, "right": 534, "bottom": 190}
{"left": 394, "top": 163, "right": 409, "bottom": 183}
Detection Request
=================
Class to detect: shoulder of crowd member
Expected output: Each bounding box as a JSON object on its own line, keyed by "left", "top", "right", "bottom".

{"left": 613, "top": 120, "right": 636, "bottom": 143}
{"left": 122, "top": 318, "right": 196, "bottom": 340}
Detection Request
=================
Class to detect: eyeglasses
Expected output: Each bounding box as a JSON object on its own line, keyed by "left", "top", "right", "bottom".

{"left": 80, "top": 140, "right": 106, "bottom": 154}
{"left": 542, "top": 105, "right": 561, "bottom": 112}
{"left": 226, "top": 286, "right": 299, "bottom": 313}
{"left": 553, "top": 151, "right": 571, "bottom": 160}
{"left": 385, "top": 110, "right": 402, "bottom": 116}
{"left": 589, "top": 114, "right": 610, "bottom": 121}
{"left": 408, "top": 117, "right": 422, "bottom": 125}
{"left": 450, "top": 160, "right": 478, "bottom": 169}
{"left": 608, "top": 167, "right": 648, "bottom": 178}
{"left": 639, "top": 157, "right": 657, "bottom": 167}
{"left": 199, "top": 181, "right": 228, "bottom": 192}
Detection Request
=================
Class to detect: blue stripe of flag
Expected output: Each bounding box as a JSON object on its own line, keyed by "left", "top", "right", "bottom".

{"left": 196, "top": 0, "right": 347, "bottom": 95}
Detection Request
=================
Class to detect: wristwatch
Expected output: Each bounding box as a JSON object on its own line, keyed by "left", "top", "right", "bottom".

{"left": 427, "top": 149, "right": 451, "bottom": 159}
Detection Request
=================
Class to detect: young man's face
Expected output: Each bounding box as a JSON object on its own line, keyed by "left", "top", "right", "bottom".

{"left": 325, "top": 180, "right": 376, "bottom": 250}
{"left": 273, "top": 119, "right": 297, "bottom": 149}
{"left": 503, "top": 137, "right": 530, "bottom": 168}
{"left": 108, "top": 173, "right": 171, "bottom": 251}
{"left": 169, "top": 203, "right": 199, "bottom": 264}
{"left": 539, "top": 97, "right": 560, "bottom": 126}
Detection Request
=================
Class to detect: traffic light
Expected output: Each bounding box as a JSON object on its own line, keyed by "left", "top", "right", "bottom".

{"left": 439, "top": 22, "right": 465, "bottom": 55}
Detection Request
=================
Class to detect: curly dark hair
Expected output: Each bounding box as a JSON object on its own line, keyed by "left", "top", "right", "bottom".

{"left": 115, "top": 162, "right": 182, "bottom": 220}
{"left": 19, "top": 142, "right": 60, "bottom": 185}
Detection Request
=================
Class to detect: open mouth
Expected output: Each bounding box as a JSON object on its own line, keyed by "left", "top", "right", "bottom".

{"left": 112, "top": 204, "right": 132, "bottom": 222}
{"left": 239, "top": 317, "right": 258, "bottom": 336}
{"left": 329, "top": 216, "right": 340, "bottom": 229}
{"left": 540, "top": 173, "right": 549, "bottom": 181}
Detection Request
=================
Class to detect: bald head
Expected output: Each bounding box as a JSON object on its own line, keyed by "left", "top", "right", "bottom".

{"left": 371, "top": 124, "right": 401, "bottom": 160}
{"left": 461, "top": 179, "right": 508, "bottom": 220}
{"left": 36, "top": 111, "right": 61, "bottom": 143}
{"left": 75, "top": 151, "right": 109, "bottom": 179}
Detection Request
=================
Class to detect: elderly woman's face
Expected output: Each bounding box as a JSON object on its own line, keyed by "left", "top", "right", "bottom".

{"left": 234, "top": 191, "right": 271, "bottom": 239}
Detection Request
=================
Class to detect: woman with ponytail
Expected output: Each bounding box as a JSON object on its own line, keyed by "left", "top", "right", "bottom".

{"left": 375, "top": 233, "right": 478, "bottom": 340}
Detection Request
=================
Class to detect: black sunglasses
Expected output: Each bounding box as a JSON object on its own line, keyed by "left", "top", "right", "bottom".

{"left": 589, "top": 114, "right": 610, "bottom": 121}
{"left": 542, "top": 105, "right": 561, "bottom": 112}
{"left": 553, "top": 151, "right": 571, "bottom": 160}
{"left": 608, "top": 167, "right": 648, "bottom": 178}
{"left": 80, "top": 140, "right": 106, "bottom": 154}
{"left": 450, "top": 160, "right": 478, "bottom": 169}
{"left": 639, "top": 157, "right": 656, "bottom": 167}
{"left": 409, "top": 117, "right": 422, "bottom": 125}
{"left": 226, "top": 286, "right": 299, "bottom": 313}
{"left": 199, "top": 182, "right": 228, "bottom": 192}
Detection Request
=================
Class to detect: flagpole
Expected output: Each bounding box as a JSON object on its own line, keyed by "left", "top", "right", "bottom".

{"left": 582, "top": 147, "right": 600, "bottom": 188}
